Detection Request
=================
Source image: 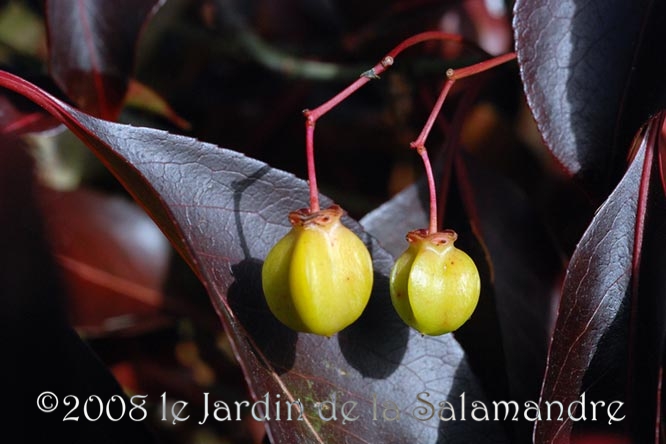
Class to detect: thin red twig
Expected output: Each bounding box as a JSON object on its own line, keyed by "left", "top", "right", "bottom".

{"left": 303, "top": 31, "right": 516, "bottom": 218}
{"left": 410, "top": 52, "right": 516, "bottom": 233}
{"left": 302, "top": 31, "right": 470, "bottom": 212}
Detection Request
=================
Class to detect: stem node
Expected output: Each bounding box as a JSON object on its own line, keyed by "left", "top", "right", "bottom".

{"left": 410, "top": 142, "right": 425, "bottom": 153}
{"left": 300, "top": 31, "right": 516, "bottom": 228}
{"left": 381, "top": 56, "right": 394, "bottom": 68}
{"left": 361, "top": 68, "right": 381, "bottom": 80}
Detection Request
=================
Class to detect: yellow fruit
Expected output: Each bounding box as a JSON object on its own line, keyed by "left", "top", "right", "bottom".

{"left": 390, "top": 229, "right": 480, "bottom": 336}
{"left": 261, "top": 205, "right": 373, "bottom": 336}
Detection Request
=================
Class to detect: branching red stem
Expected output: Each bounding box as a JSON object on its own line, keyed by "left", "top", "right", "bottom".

{"left": 303, "top": 31, "right": 516, "bottom": 219}
{"left": 410, "top": 52, "right": 516, "bottom": 234}
{"left": 411, "top": 79, "right": 454, "bottom": 152}
{"left": 303, "top": 31, "right": 475, "bottom": 212}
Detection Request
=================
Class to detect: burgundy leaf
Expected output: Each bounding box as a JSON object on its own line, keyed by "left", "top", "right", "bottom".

{"left": 46, "top": 0, "right": 164, "bottom": 120}
{"left": 513, "top": 0, "right": 666, "bottom": 196}
{"left": 361, "top": 150, "right": 564, "bottom": 441}
{"left": 38, "top": 186, "right": 172, "bottom": 337}
{"left": 0, "top": 70, "right": 507, "bottom": 443}
{"left": 1, "top": 138, "right": 157, "bottom": 443}
{"left": 0, "top": 92, "right": 60, "bottom": 134}
{"left": 625, "top": 114, "right": 666, "bottom": 442}
{"left": 535, "top": 113, "right": 666, "bottom": 443}
{"left": 454, "top": 153, "right": 563, "bottom": 422}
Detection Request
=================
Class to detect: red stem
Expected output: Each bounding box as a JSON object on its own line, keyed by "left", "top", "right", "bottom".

{"left": 305, "top": 117, "right": 319, "bottom": 212}
{"left": 302, "top": 31, "right": 515, "bottom": 217}
{"left": 411, "top": 79, "right": 454, "bottom": 151}
{"left": 447, "top": 52, "right": 516, "bottom": 80}
{"left": 431, "top": 78, "right": 482, "bottom": 228}
{"left": 409, "top": 52, "right": 516, "bottom": 233}
{"left": 386, "top": 31, "right": 464, "bottom": 59}
{"left": 417, "top": 147, "right": 438, "bottom": 234}
{"left": 302, "top": 31, "right": 477, "bottom": 213}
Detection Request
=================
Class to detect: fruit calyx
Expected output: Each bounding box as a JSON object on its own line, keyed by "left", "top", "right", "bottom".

{"left": 288, "top": 204, "right": 343, "bottom": 228}
{"left": 406, "top": 228, "right": 458, "bottom": 246}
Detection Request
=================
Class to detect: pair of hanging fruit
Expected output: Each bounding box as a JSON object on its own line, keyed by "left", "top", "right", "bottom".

{"left": 261, "top": 206, "right": 480, "bottom": 337}
{"left": 260, "top": 33, "right": 510, "bottom": 337}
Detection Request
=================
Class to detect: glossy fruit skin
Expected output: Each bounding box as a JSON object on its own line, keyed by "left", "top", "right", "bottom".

{"left": 390, "top": 229, "right": 480, "bottom": 336}
{"left": 261, "top": 205, "right": 373, "bottom": 336}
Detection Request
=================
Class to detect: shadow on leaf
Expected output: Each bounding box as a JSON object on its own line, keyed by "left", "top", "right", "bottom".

{"left": 338, "top": 271, "right": 409, "bottom": 379}
{"left": 232, "top": 164, "right": 273, "bottom": 258}
{"left": 227, "top": 259, "right": 298, "bottom": 373}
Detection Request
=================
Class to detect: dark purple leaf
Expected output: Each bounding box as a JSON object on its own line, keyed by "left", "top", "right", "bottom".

{"left": 1, "top": 138, "right": 157, "bottom": 443}
{"left": 38, "top": 186, "right": 172, "bottom": 337}
{"left": 46, "top": 0, "right": 164, "bottom": 120}
{"left": 361, "top": 150, "right": 564, "bottom": 441}
{"left": 513, "top": 0, "right": 666, "bottom": 196}
{"left": 627, "top": 118, "right": 666, "bottom": 442}
{"left": 0, "top": 70, "right": 507, "bottom": 443}
{"left": 0, "top": 92, "right": 60, "bottom": 134}
{"left": 535, "top": 113, "right": 666, "bottom": 443}
{"left": 454, "top": 153, "right": 563, "bottom": 405}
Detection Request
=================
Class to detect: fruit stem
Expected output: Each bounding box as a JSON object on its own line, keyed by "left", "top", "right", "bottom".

{"left": 411, "top": 79, "right": 455, "bottom": 156}
{"left": 305, "top": 116, "right": 320, "bottom": 212}
{"left": 302, "top": 31, "right": 483, "bottom": 213}
{"left": 417, "top": 146, "right": 438, "bottom": 234}
{"left": 409, "top": 52, "right": 516, "bottom": 233}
